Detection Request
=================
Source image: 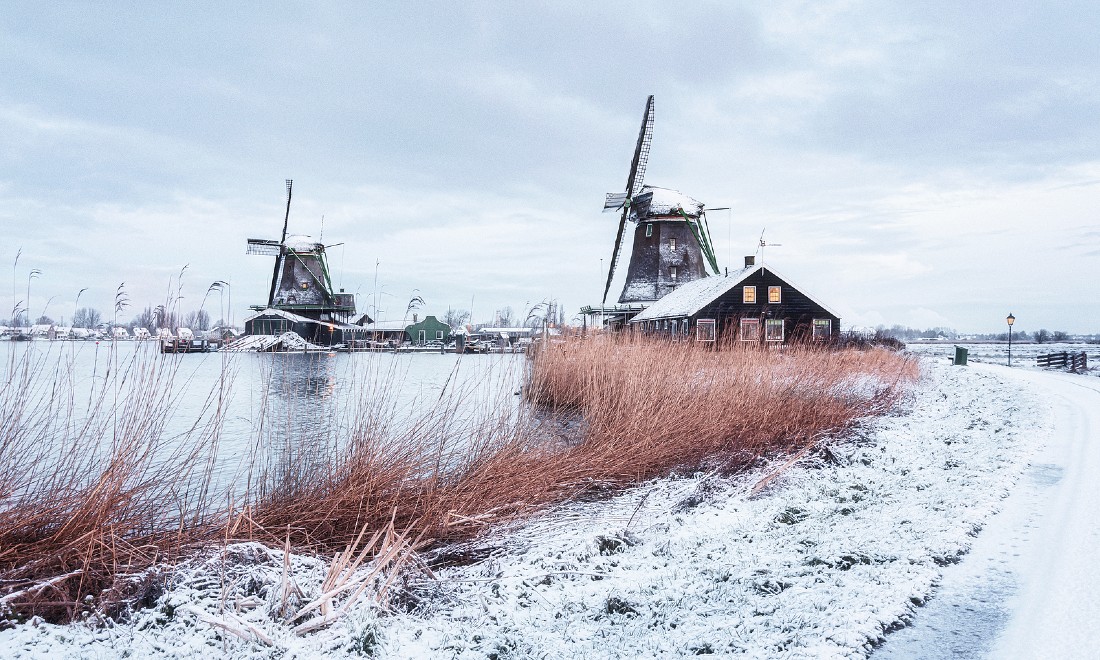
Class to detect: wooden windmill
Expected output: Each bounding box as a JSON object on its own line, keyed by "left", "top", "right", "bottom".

{"left": 602, "top": 96, "right": 720, "bottom": 304}
{"left": 246, "top": 180, "right": 355, "bottom": 323}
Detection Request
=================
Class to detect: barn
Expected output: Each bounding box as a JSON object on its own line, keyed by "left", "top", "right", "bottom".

{"left": 628, "top": 258, "right": 840, "bottom": 343}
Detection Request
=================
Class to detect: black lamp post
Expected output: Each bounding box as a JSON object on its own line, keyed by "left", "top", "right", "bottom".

{"left": 1007, "top": 313, "right": 1015, "bottom": 366}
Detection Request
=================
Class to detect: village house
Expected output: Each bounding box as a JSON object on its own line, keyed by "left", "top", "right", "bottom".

{"left": 629, "top": 257, "right": 840, "bottom": 343}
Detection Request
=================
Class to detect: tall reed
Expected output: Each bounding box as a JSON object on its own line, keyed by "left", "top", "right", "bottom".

{"left": 0, "top": 334, "right": 915, "bottom": 623}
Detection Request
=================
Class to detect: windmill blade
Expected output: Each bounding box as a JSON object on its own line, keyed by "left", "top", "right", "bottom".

{"left": 602, "top": 206, "right": 629, "bottom": 304}
{"left": 624, "top": 95, "right": 654, "bottom": 200}
{"left": 280, "top": 179, "right": 293, "bottom": 245}
{"left": 603, "top": 191, "right": 629, "bottom": 211}
{"left": 246, "top": 238, "right": 281, "bottom": 256}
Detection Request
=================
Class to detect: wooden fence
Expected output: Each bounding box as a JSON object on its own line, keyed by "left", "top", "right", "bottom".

{"left": 1036, "top": 351, "right": 1088, "bottom": 373}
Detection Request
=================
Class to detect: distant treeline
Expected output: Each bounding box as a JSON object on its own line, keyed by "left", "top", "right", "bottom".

{"left": 874, "top": 324, "right": 1099, "bottom": 343}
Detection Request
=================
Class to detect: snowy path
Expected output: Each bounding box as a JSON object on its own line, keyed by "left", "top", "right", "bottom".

{"left": 877, "top": 365, "right": 1100, "bottom": 659}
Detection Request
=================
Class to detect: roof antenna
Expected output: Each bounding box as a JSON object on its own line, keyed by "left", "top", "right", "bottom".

{"left": 758, "top": 228, "right": 782, "bottom": 269}
{"left": 319, "top": 214, "right": 325, "bottom": 243}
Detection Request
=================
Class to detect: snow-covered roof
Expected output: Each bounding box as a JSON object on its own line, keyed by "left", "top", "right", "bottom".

{"left": 361, "top": 320, "right": 410, "bottom": 332}
{"left": 243, "top": 308, "right": 318, "bottom": 325}
{"left": 478, "top": 327, "right": 535, "bottom": 334}
{"left": 632, "top": 186, "right": 704, "bottom": 221}
{"left": 630, "top": 264, "right": 840, "bottom": 322}
{"left": 285, "top": 235, "right": 323, "bottom": 252}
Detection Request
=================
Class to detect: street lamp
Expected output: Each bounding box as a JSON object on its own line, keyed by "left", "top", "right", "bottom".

{"left": 1006, "top": 313, "right": 1015, "bottom": 366}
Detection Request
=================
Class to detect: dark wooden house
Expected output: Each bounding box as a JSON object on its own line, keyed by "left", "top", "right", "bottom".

{"left": 629, "top": 258, "right": 840, "bottom": 343}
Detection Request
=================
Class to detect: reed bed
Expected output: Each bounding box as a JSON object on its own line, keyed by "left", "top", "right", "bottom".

{"left": 0, "top": 334, "right": 916, "bottom": 624}
{"left": 0, "top": 342, "right": 232, "bottom": 622}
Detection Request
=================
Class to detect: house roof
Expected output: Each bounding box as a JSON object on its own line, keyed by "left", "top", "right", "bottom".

{"left": 361, "top": 320, "right": 410, "bottom": 332}
{"left": 630, "top": 264, "right": 840, "bottom": 322}
{"left": 243, "top": 307, "right": 364, "bottom": 330}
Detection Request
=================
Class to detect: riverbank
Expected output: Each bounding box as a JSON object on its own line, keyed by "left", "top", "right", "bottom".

{"left": 1, "top": 354, "right": 1048, "bottom": 658}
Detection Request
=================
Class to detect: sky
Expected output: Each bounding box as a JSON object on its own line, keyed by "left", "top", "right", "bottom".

{"left": 2, "top": 1, "right": 1098, "bottom": 333}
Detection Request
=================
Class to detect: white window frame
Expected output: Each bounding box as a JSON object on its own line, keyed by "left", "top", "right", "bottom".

{"left": 739, "top": 318, "right": 759, "bottom": 341}
{"left": 645, "top": 223, "right": 653, "bottom": 238}
{"left": 813, "top": 318, "right": 832, "bottom": 340}
{"left": 418, "top": 329, "right": 426, "bottom": 342}
{"left": 670, "top": 266, "right": 678, "bottom": 280}
{"left": 768, "top": 286, "right": 782, "bottom": 303}
{"left": 436, "top": 330, "right": 444, "bottom": 340}
{"left": 743, "top": 286, "right": 756, "bottom": 304}
{"left": 696, "top": 319, "right": 716, "bottom": 342}
{"left": 765, "top": 318, "right": 784, "bottom": 342}
{"left": 669, "top": 237, "right": 677, "bottom": 250}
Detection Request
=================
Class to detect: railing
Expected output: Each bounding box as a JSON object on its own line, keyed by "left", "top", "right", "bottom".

{"left": 1036, "top": 351, "right": 1088, "bottom": 373}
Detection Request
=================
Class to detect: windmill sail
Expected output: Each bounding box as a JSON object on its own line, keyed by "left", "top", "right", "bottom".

{"left": 603, "top": 95, "right": 654, "bottom": 304}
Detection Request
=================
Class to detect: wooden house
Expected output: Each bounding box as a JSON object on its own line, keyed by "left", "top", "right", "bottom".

{"left": 629, "top": 258, "right": 840, "bottom": 343}
{"left": 404, "top": 315, "right": 451, "bottom": 344}
{"left": 243, "top": 307, "right": 369, "bottom": 346}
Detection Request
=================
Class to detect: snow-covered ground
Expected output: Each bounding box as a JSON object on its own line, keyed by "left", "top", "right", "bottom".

{"left": 4, "top": 355, "right": 1093, "bottom": 659}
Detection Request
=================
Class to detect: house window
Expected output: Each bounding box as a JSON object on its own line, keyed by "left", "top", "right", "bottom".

{"left": 670, "top": 266, "right": 678, "bottom": 280}
{"left": 743, "top": 286, "right": 756, "bottom": 304}
{"left": 813, "top": 319, "right": 832, "bottom": 340}
{"left": 766, "top": 319, "right": 784, "bottom": 341}
{"left": 436, "top": 330, "right": 444, "bottom": 340}
{"left": 768, "top": 286, "right": 782, "bottom": 303}
{"left": 418, "top": 330, "right": 426, "bottom": 342}
{"left": 740, "top": 318, "right": 759, "bottom": 341}
{"left": 697, "top": 319, "right": 716, "bottom": 342}
{"left": 671, "top": 319, "right": 678, "bottom": 338}
{"left": 683, "top": 322, "right": 689, "bottom": 336}
{"left": 669, "top": 237, "right": 677, "bottom": 251}
{"left": 645, "top": 223, "right": 653, "bottom": 238}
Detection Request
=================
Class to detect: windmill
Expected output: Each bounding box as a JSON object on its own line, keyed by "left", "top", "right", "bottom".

{"left": 601, "top": 96, "right": 720, "bottom": 305}
{"left": 245, "top": 180, "right": 355, "bottom": 326}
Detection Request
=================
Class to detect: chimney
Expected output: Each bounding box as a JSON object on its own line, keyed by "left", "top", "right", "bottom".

{"left": 745, "top": 255, "right": 756, "bottom": 268}
{"left": 413, "top": 313, "right": 418, "bottom": 323}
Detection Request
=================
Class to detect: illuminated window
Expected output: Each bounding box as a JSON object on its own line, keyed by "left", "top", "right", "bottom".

{"left": 813, "top": 319, "right": 832, "bottom": 340}
{"left": 769, "top": 286, "right": 782, "bottom": 303}
{"left": 766, "top": 319, "right": 784, "bottom": 341}
{"left": 740, "top": 318, "right": 759, "bottom": 341}
{"left": 670, "top": 266, "right": 678, "bottom": 280}
{"left": 669, "top": 237, "right": 677, "bottom": 250}
{"left": 697, "top": 319, "right": 716, "bottom": 342}
{"left": 645, "top": 223, "right": 653, "bottom": 238}
{"left": 743, "top": 286, "right": 756, "bottom": 304}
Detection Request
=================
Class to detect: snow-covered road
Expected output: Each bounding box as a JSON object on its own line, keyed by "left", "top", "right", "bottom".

{"left": 878, "top": 365, "right": 1100, "bottom": 659}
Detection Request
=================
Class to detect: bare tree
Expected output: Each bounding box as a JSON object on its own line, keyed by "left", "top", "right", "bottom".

{"left": 72, "top": 307, "right": 102, "bottom": 329}
{"left": 183, "top": 309, "right": 210, "bottom": 331}
{"left": 443, "top": 307, "right": 470, "bottom": 328}
{"left": 494, "top": 306, "right": 514, "bottom": 327}
{"left": 131, "top": 306, "right": 158, "bottom": 333}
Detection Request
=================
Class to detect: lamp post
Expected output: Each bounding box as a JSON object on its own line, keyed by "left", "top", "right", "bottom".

{"left": 1006, "top": 313, "right": 1015, "bottom": 366}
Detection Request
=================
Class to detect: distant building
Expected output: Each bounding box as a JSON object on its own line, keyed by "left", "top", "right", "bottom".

{"left": 405, "top": 315, "right": 451, "bottom": 344}
{"left": 629, "top": 258, "right": 840, "bottom": 343}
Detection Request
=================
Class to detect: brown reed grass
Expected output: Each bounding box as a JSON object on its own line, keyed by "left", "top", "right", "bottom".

{"left": 0, "top": 333, "right": 916, "bottom": 624}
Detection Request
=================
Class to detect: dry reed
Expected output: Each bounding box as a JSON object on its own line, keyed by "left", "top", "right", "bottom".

{"left": 0, "top": 333, "right": 916, "bottom": 624}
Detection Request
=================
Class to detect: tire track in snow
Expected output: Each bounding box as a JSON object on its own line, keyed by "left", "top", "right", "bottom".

{"left": 876, "top": 366, "right": 1100, "bottom": 660}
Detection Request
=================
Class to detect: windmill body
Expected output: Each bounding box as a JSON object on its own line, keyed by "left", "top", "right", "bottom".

{"left": 600, "top": 96, "right": 720, "bottom": 309}
{"left": 617, "top": 186, "right": 710, "bottom": 303}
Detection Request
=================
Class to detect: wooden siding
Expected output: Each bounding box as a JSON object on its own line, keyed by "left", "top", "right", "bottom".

{"left": 636, "top": 268, "right": 839, "bottom": 342}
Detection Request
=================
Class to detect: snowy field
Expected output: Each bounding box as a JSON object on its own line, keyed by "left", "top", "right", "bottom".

{"left": 3, "top": 355, "right": 1087, "bottom": 659}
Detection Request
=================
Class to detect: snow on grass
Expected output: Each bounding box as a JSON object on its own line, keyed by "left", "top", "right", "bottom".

{"left": 0, "top": 359, "right": 1050, "bottom": 658}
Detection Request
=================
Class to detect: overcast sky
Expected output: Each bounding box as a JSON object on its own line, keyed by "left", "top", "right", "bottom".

{"left": 2, "top": 1, "right": 1098, "bottom": 333}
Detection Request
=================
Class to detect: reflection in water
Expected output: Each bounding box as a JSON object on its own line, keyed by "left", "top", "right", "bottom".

{"left": 0, "top": 341, "right": 526, "bottom": 509}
